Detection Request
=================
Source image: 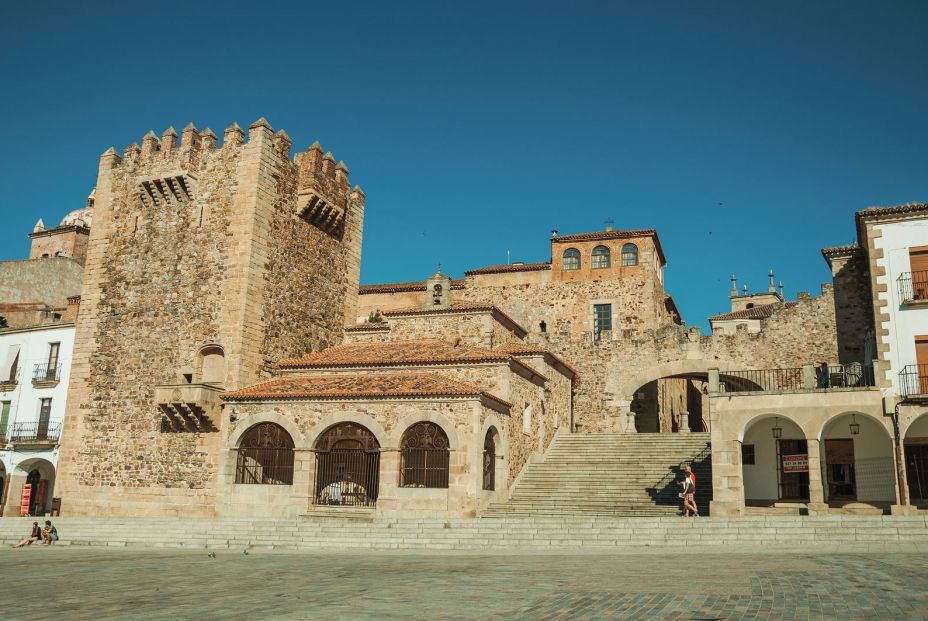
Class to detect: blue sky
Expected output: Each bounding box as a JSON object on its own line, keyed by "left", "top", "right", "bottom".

{"left": 1, "top": 1, "right": 925, "bottom": 328}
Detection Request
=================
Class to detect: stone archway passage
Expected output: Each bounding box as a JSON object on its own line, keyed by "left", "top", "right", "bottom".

{"left": 313, "top": 422, "right": 381, "bottom": 508}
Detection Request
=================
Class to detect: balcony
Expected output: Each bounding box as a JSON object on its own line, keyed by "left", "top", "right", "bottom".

{"left": 716, "top": 362, "right": 876, "bottom": 394}
{"left": 154, "top": 383, "right": 223, "bottom": 432}
{"left": 10, "top": 421, "right": 62, "bottom": 444}
{"left": 32, "top": 362, "right": 62, "bottom": 387}
{"left": 899, "top": 364, "right": 928, "bottom": 399}
{"left": 0, "top": 366, "right": 20, "bottom": 392}
{"left": 897, "top": 271, "right": 928, "bottom": 305}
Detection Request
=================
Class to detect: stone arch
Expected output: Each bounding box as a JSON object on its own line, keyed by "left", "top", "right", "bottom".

{"left": 13, "top": 457, "right": 56, "bottom": 516}
{"left": 480, "top": 414, "right": 509, "bottom": 458}
{"left": 817, "top": 411, "right": 896, "bottom": 504}
{"left": 740, "top": 413, "right": 809, "bottom": 505}
{"left": 390, "top": 411, "right": 461, "bottom": 449}
{"left": 195, "top": 343, "right": 225, "bottom": 385}
{"left": 902, "top": 410, "right": 928, "bottom": 441}
{"left": 307, "top": 412, "right": 389, "bottom": 450}
{"left": 620, "top": 359, "right": 742, "bottom": 401}
{"left": 227, "top": 411, "right": 307, "bottom": 450}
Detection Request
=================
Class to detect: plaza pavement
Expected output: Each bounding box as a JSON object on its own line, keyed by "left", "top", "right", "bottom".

{"left": 0, "top": 546, "right": 926, "bottom": 620}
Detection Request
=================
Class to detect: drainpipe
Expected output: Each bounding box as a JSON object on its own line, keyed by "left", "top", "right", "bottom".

{"left": 890, "top": 400, "right": 910, "bottom": 507}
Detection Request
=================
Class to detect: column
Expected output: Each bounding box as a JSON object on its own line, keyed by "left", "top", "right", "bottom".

{"left": 806, "top": 439, "right": 827, "bottom": 514}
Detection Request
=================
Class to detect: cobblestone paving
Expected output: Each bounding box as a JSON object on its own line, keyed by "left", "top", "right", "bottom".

{"left": 1, "top": 547, "right": 926, "bottom": 620}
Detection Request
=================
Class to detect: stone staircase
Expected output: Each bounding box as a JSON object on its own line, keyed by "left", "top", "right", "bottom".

{"left": 484, "top": 432, "right": 712, "bottom": 518}
{"left": 1, "top": 515, "right": 927, "bottom": 552}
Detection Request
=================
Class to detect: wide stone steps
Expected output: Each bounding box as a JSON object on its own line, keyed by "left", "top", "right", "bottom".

{"left": 484, "top": 432, "right": 712, "bottom": 518}
{"left": 1, "top": 516, "right": 926, "bottom": 551}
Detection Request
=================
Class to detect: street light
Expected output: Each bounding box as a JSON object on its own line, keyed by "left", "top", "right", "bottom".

{"left": 772, "top": 417, "right": 783, "bottom": 439}
{"left": 849, "top": 413, "right": 860, "bottom": 436}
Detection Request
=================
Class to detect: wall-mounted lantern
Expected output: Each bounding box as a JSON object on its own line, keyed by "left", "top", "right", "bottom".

{"left": 772, "top": 417, "right": 783, "bottom": 439}
{"left": 849, "top": 413, "right": 860, "bottom": 436}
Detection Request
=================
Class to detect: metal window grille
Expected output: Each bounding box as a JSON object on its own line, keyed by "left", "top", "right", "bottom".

{"left": 621, "top": 243, "right": 638, "bottom": 266}
{"left": 313, "top": 423, "right": 381, "bottom": 507}
{"left": 591, "top": 246, "right": 611, "bottom": 269}
{"left": 400, "top": 422, "right": 450, "bottom": 488}
{"left": 234, "top": 422, "right": 294, "bottom": 485}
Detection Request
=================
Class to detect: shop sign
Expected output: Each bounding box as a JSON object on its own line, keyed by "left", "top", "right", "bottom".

{"left": 782, "top": 454, "right": 809, "bottom": 473}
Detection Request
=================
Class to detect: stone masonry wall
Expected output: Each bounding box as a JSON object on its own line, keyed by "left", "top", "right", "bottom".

{"left": 56, "top": 121, "right": 362, "bottom": 517}
{"left": 0, "top": 258, "right": 84, "bottom": 306}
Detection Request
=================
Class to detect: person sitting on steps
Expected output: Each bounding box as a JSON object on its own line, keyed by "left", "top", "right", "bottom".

{"left": 12, "top": 522, "right": 42, "bottom": 548}
{"left": 41, "top": 520, "right": 58, "bottom": 545}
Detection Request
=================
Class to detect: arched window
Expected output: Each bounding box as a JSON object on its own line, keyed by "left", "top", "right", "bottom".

{"left": 562, "top": 248, "right": 581, "bottom": 270}
{"left": 314, "top": 422, "right": 381, "bottom": 506}
{"left": 400, "top": 422, "right": 449, "bottom": 488}
{"left": 483, "top": 428, "right": 497, "bottom": 491}
{"left": 592, "top": 245, "right": 611, "bottom": 269}
{"left": 197, "top": 345, "right": 225, "bottom": 385}
{"left": 621, "top": 243, "right": 638, "bottom": 266}
{"left": 539, "top": 320, "right": 547, "bottom": 333}
{"left": 235, "top": 423, "right": 295, "bottom": 485}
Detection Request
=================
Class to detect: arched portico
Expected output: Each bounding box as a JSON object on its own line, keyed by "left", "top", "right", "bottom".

{"left": 902, "top": 412, "right": 928, "bottom": 504}
{"left": 741, "top": 414, "right": 810, "bottom": 506}
{"left": 818, "top": 412, "right": 896, "bottom": 506}
{"left": 3, "top": 457, "right": 56, "bottom": 517}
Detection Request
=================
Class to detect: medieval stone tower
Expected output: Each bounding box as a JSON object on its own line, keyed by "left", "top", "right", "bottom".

{"left": 55, "top": 119, "right": 365, "bottom": 516}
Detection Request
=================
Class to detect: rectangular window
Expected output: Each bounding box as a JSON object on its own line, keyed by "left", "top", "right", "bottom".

{"left": 38, "top": 398, "right": 52, "bottom": 430}
{"left": 1, "top": 345, "right": 20, "bottom": 383}
{"left": 593, "top": 303, "right": 612, "bottom": 337}
{"left": 911, "top": 246, "right": 928, "bottom": 300}
{"left": 47, "top": 342, "right": 60, "bottom": 369}
{"left": 742, "top": 444, "right": 756, "bottom": 465}
{"left": 0, "top": 401, "right": 10, "bottom": 439}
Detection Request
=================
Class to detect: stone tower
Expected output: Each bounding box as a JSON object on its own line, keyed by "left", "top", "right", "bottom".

{"left": 55, "top": 119, "right": 365, "bottom": 516}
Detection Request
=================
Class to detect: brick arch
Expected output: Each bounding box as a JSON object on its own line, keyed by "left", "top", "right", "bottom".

{"left": 620, "top": 359, "right": 741, "bottom": 400}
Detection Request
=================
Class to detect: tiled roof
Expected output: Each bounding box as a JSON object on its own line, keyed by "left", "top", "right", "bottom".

{"left": 709, "top": 302, "right": 796, "bottom": 322}
{"left": 359, "top": 280, "right": 465, "bottom": 294}
{"left": 381, "top": 303, "right": 528, "bottom": 337}
{"left": 551, "top": 229, "right": 666, "bottom": 265}
{"left": 279, "top": 339, "right": 511, "bottom": 369}
{"left": 856, "top": 202, "right": 928, "bottom": 221}
{"left": 222, "top": 373, "right": 510, "bottom": 408}
{"left": 464, "top": 262, "right": 551, "bottom": 276}
{"left": 821, "top": 243, "right": 859, "bottom": 256}
{"left": 344, "top": 323, "right": 390, "bottom": 332}
{"left": 494, "top": 342, "right": 581, "bottom": 388}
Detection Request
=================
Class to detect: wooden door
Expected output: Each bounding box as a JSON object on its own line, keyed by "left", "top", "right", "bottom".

{"left": 778, "top": 439, "right": 810, "bottom": 500}
{"left": 910, "top": 246, "right": 928, "bottom": 300}
{"left": 917, "top": 336, "right": 928, "bottom": 394}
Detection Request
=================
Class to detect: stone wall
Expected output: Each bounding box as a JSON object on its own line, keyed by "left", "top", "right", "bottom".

{"left": 55, "top": 121, "right": 363, "bottom": 517}
{"left": 0, "top": 258, "right": 84, "bottom": 306}
{"left": 827, "top": 250, "right": 874, "bottom": 364}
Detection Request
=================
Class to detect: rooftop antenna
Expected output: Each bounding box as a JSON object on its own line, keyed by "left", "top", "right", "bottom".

{"left": 604, "top": 217, "right": 614, "bottom": 232}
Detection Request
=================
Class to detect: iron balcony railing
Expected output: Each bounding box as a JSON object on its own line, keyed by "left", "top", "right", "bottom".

{"left": 898, "top": 271, "right": 928, "bottom": 303}
{"left": 720, "top": 367, "right": 804, "bottom": 393}
{"left": 719, "top": 363, "right": 875, "bottom": 393}
{"left": 10, "top": 421, "right": 61, "bottom": 443}
{"left": 32, "top": 362, "right": 62, "bottom": 383}
{"left": 900, "top": 364, "right": 928, "bottom": 398}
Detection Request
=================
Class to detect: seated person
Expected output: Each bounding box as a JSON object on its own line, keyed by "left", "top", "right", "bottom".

{"left": 41, "top": 520, "right": 58, "bottom": 545}
{"left": 12, "top": 522, "right": 42, "bottom": 548}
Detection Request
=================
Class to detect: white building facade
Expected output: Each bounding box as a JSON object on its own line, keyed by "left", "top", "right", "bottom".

{"left": 0, "top": 321, "right": 74, "bottom": 516}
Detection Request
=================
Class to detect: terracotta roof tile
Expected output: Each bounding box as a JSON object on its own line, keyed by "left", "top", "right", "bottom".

{"left": 709, "top": 302, "right": 796, "bottom": 322}
{"left": 856, "top": 202, "right": 928, "bottom": 220}
{"left": 494, "top": 342, "right": 581, "bottom": 388}
{"left": 279, "top": 339, "right": 510, "bottom": 369}
{"left": 222, "top": 372, "right": 510, "bottom": 408}
{"left": 359, "top": 280, "right": 465, "bottom": 294}
{"left": 381, "top": 303, "right": 528, "bottom": 337}
{"left": 551, "top": 229, "right": 666, "bottom": 265}
{"left": 821, "top": 243, "right": 859, "bottom": 256}
{"left": 464, "top": 262, "right": 551, "bottom": 276}
{"left": 344, "top": 323, "right": 390, "bottom": 332}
